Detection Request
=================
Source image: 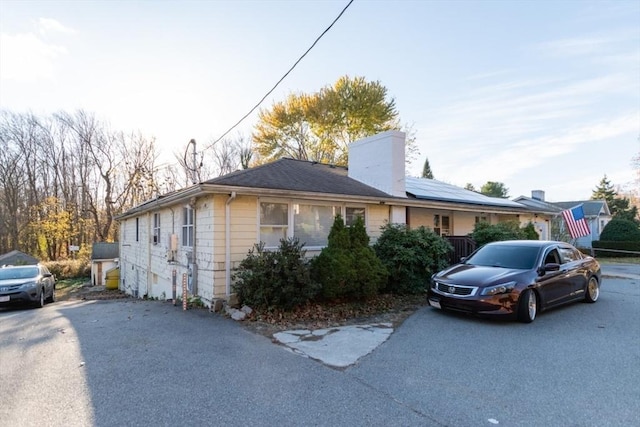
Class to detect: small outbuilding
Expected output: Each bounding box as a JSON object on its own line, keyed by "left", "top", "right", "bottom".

{"left": 91, "top": 243, "right": 119, "bottom": 287}
{"left": 0, "top": 250, "right": 39, "bottom": 266}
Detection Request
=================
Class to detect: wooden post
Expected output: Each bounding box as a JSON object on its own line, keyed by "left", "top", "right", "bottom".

{"left": 182, "top": 273, "right": 188, "bottom": 311}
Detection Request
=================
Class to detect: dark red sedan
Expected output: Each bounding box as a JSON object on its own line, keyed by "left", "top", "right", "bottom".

{"left": 427, "top": 240, "right": 601, "bottom": 323}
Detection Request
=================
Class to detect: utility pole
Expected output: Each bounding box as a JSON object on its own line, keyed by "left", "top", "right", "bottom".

{"left": 188, "top": 139, "right": 197, "bottom": 184}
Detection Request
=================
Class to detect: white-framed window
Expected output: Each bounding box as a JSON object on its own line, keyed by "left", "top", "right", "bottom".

{"left": 182, "top": 206, "right": 194, "bottom": 247}
{"left": 475, "top": 215, "right": 487, "bottom": 224}
{"left": 135, "top": 218, "right": 139, "bottom": 242}
{"left": 259, "top": 200, "right": 368, "bottom": 249}
{"left": 153, "top": 213, "right": 160, "bottom": 244}
{"left": 345, "top": 207, "right": 366, "bottom": 226}
{"left": 293, "top": 203, "right": 341, "bottom": 247}
{"left": 434, "top": 214, "right": 451, "bottom": 236}
{"left": 260, "top": 202, "right": 288, "bottom": 248}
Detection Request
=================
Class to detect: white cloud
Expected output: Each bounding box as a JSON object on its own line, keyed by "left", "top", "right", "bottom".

{"left": 37, "top": 18, "right": 76, "bottom": 35}
{"left": 0, "top": 18, "right": 75, "bottom": 83}
{"left": 0, "top": 32, "right": 67, "bottom": 82}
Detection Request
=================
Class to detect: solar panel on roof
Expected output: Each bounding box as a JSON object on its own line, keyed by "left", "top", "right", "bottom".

{"left": 405, "top": 177, "right": 525, "bottom": 208}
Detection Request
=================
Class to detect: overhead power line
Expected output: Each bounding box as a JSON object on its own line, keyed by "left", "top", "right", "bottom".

{"left": 205, "top": 0, "right": 355, "bottom": 150}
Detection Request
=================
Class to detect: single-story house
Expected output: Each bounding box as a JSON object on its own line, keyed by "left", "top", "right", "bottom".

{"left": 91, "top": 242, "right": 119, "bottom": 287}
{"left": 514, "top": 193, "right": 612, "bottom": 248}
{"left": 116, "top": 131, "right": 554, "bottom": 307}
{"left": 0, "top": 250, "right": 39, "bottom": 266}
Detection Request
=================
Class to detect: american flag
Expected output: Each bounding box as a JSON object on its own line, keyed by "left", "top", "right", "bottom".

{"left": 561, "top": 205, "right": 591, "bottom": 239}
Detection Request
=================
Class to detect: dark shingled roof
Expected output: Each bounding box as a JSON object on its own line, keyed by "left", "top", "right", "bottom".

{"left": 552, "top": 200, "right": 610, "bottom": 217}
{"left": 204, "top": 158, "right": 392, "bottom": 198}
{"left": 0, "top": 250, "right": 39, "bottom": 266}
{"left": 91, "top": 242, "right": 119, "bottom": 260}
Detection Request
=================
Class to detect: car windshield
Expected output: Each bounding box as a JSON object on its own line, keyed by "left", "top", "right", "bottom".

{"left": 465, "top": 245, "right": 540, "bottom": 270}
{"left": 0, "top": 267, "right": 39, "bottom": 280}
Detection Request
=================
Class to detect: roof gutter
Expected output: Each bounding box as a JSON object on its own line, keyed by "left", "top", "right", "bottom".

{"left": 117, "top": 182, "right": 556, "bottom": 221}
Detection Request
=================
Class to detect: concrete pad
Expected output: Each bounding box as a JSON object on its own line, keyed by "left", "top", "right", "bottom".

{"left": 273, "top": 323, "right": 393, "bottom": 368}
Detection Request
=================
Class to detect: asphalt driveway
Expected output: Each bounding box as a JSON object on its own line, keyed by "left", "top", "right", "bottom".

{"left": 1, "top": 265, "right": 638, "bottom": 426}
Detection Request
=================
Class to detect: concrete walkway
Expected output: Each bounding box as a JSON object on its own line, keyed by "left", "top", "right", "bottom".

{"left": 273, "top": 323, "right": 393, "bottom": 368}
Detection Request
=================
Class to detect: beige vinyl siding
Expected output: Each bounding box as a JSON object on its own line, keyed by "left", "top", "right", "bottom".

{"left": 453, "top": 213, "right": 476, "bottom": 236}
{"left": 212, "top": 195, "right": 227, "bottom": 297}
{"left": 366, "top": 204, "right": 390, "bottom": 242}
{"left": 211, "top": 194, "right": 259, "bottom": 299}
{"left": 407, "top": 207, "right": 432, "bottom": 229}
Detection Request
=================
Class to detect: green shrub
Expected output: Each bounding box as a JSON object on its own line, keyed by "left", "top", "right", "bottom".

{"left": 373, "top": 224, "right": 452, "bottom": 295}
{"left": 311, "top": 215, "right": 387, "bottom": 301}
{"left": 600, "top": 219, "right": 640, "bottom": 242}
{"left": 232, "top": 238, "right": 319, "bottom": 311}
{"left": 469, "top": 221, "right": 528, "bottom": 246}
{"left": 44, "top": 259, "right": 91, "bottom": 280}
{"left": 592, "top": 240, "right": 640, "bottom": 258}
{"left": 522, "top": 222, "right": 540, "bottom": 240}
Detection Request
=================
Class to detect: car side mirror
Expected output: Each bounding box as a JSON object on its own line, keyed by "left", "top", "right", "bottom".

{"left": 460, "top": 257, "right": 467, "bottom": 263}
{"left": 538, "top": 263, "right": 560, "bottom": 275}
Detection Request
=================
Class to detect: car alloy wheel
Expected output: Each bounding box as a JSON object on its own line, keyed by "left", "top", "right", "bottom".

{"left": 585, "top": 277, "right": 599, "bottom": 303}
{"left": 517, "top": 289, "right": 537, "bottom": 323}
{"left": 36, "top": 288, "right": 45, "bottom": 308}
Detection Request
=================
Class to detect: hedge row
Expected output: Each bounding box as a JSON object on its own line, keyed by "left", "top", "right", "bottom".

{"left": 592, "top": 241, "right": 640, "bottom": 258}
{"left": 43, "top": 259, "right": 91, "bottom": 280}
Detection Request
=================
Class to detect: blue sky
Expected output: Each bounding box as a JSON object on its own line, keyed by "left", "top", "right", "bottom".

{"left": 1, "top": 0, "right": 638, "bottom": 202}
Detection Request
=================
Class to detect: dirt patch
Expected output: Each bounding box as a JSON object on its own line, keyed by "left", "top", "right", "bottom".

{"left": 56, "top": 282, "right": 130, "bottom": 302}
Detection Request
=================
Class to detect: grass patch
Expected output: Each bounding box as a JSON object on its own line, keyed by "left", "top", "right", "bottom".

{"left": 56, "top": 278, "right": 90, "bottom": 290}
{"left": 596, "top": 257, "right": 640, "bottom": 264}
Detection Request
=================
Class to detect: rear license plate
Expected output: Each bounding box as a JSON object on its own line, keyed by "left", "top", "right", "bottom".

{"left": 428, "top": 299, "right": 441, "bottom": 309}
{"left": 0, "top": 295, "right": 10, "bottom": 302}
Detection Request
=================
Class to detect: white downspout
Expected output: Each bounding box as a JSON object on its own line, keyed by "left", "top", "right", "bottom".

{"left": 225, "top": 192, "right": 237, "bottom": 297}
{"left": 147, "top": 212, "right": 152, "bottom": 298}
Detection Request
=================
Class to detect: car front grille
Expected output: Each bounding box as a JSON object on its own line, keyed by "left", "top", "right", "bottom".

{"left": 0, "top": 284, "right": 22, "bottom": 293}
{"left": 434, "top": 281, "right": 477, "bottom": 297}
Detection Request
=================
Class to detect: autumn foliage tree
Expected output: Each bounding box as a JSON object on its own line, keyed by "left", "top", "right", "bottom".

{"left": 0, "top": 109, "right": 164, "bottom": 260}
{"left": 253, "top": 76, "right": 416, "bottom": 166}
{"left": 480, "top": 181, "right": 509, "bottom": 198}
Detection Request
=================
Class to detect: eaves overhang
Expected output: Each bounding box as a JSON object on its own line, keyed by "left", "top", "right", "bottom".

{"left": 116, "top": 183, "right": 548, "bottom": 220}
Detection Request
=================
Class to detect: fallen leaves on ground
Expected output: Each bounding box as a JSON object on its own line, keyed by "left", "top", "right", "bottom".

{"left": 243, "top": 294, "right": 428, "bottom": 337}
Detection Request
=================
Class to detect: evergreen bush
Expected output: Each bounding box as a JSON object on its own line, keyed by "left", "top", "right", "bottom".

{"left": 469, "top": 220, "right": 527, "bottom": 246}
{"left": 373, "top": 224, "right": 452, "bottom": 295}
{"left": 599, "top": 218, "right": 640, "bottom": 241}
{"left": 232, "top": 238, "right": 319, "bottom": 311}
{"left": 522, "top": 222, "right": 540, "bottom": 240}
{"left": 311, "top": 215, "right": 387, "bottom": 301}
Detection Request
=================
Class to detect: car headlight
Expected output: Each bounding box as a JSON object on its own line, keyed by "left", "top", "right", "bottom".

{"left": 481, "top": 281, "right": 516, "bottom": 296}
{"left": 19, "top": 281, "right": 38, "bottom": 290}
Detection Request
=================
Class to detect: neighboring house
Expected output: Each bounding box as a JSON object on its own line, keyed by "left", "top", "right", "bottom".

{"left": 514, "top": 192, "right": 612, "bottom": 248}
{"left": 552, "top": 200, "right": 612, "bottom": 248}
{"left": 91, "top": 243, "right": 119, "bottom": 287}
{"left": 116, "top": 131, "right": 552, "bottom": 307}
{"left": 0, "top": 250, "right": 39, "bottom": 266}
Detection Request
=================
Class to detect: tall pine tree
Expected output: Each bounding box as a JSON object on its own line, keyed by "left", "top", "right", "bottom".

{"left": 421, "top": 157, "right": 434, "bottom": 179}
{"left": 591, "top": 175, "right": 639, "bottom": 223}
